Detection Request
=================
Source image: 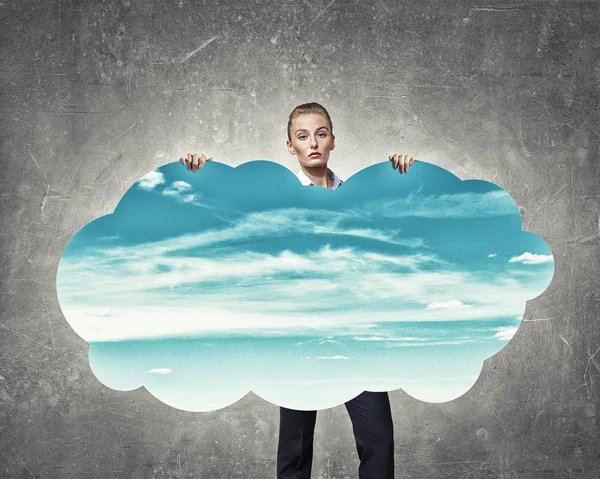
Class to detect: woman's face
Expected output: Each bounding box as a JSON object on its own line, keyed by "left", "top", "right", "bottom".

{"left": 287, "top": 113, "right": 336, "bottom": 168}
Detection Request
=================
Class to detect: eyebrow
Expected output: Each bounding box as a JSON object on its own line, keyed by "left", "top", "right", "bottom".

{"left": 294, "top": 126, "right": 329, "bottom": 134}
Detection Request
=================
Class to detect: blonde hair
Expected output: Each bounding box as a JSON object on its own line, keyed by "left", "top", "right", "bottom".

{"left": 287, "top": 102, "right": 333, "bottom": 141}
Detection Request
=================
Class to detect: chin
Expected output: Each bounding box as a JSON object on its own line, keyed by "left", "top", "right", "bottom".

{"left": 301, "top": 156, "right": 329, "bottom": 167}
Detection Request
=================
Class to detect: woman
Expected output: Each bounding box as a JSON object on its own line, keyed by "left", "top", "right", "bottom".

{"left": 180, "top": 102, "right": 417, "bottom": 479}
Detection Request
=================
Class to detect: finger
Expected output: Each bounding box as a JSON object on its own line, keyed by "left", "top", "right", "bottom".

{"left": 200, "top": 153, "right": 210, "bottom": 168}
{"left": 179, "top": 156, "right": 187, "bottom": 166}
{"left": 191, "top": 153, "right": 200, "bottom": 172}
{"left": 392, "top": 153, "right": 399, "bottom": 169}
{"left": 187, "top": 153, "right": 194, "bottom": 171}
{"left": 406, "top": 156, "right": 412, "bottom": 173}
{"left": 399, "top": 154, "right": 406, "bottom": 174}
{"left": 404, "top": 155, "right": 411, "bottom": 173}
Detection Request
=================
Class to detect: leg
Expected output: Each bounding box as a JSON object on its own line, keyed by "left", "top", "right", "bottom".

{"left": 345, "top": 391, "right": 394, "bottom": 479}
{"left": 277, "top": 407, "right": 318, "bottom": 479}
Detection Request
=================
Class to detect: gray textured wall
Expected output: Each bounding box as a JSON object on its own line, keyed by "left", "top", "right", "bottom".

{"left": 1, "top": 0, "right": 599, "bottom": 477}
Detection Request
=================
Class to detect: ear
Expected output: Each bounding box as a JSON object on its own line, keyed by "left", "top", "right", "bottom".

{"left": 286, "top": 139, "right": 296, "bottom": 155}
{"left": 330, "top": 134, "right": 336, "bottom": 151}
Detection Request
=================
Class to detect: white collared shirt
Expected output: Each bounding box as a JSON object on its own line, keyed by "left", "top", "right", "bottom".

{"left": 296, "top": 168, "right": 344, "bottom": 191}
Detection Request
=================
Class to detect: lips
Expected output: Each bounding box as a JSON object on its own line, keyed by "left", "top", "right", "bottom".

{"left": 309, "top": 152, "right": 321, "bottom": 158}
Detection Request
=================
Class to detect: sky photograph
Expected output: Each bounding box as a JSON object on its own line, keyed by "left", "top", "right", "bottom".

{"left": 56, "top": 160, "right": 555, "bottom": 411}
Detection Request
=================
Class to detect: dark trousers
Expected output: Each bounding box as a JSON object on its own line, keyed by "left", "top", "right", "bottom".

{"left": 277, "top": 391, "right": 394, "bottom": 479}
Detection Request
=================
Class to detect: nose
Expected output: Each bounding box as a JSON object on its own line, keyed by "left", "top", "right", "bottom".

{"left": 310, "top": 135, "right": 318, "bottom": 149}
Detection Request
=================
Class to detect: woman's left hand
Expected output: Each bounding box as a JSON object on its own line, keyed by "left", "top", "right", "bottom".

{"left": 389, "top": 154, "right": 418, "bottom": 174}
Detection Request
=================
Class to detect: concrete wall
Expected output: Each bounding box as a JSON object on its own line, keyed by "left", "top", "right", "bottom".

{"left": 1, "top": 0, "right": 598, "bottom": 477}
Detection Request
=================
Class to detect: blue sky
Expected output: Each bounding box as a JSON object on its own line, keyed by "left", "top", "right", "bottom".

{"left": 56, "top": 160, "right": 554, "bottom": 410}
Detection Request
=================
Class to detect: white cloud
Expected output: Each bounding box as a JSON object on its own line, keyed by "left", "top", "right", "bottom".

{"left": 92, "top": 209, "right": 423, "bottom": 264}
{"left": 99, "top": 234, "right": 121, "bottom": 241}
{"left": 362, "top": 252, "right": 441, "bottom": 268}
{"left": 387, "top": 339, "right": 479, "bottom": 347}
{"left": 61, "top": 294, "right": 531, "bottom": 342}
{"left": 317, "top": 356, "right": 348, "bottom": 360}
{"left": 509, "top": 252, "right": 554, "bottom": 265}
{"left": 62, "top": 305, "right": 372, "bottom": 341}
{"left": 352, "top": 336, "right": 430, "bottom": 342}
{"left": 368, "top": 190, "right": 516, "bottom": 219}
{"left": 494, "top": 326, "right": 519, "bottom": 341}
{"left": 136, "top": 170, "right": 165, "bottom": 190}
{"left": 57, "top": 196, "right": 553, "bottom": 341}
{"left": 162, "top": 181, "right": 192, "bottom": 196}
{"left": 83, "top": 307, "right": 119, "bottom": 318}
{"left": 426, "top": 300, "right": 467, "bottom": 310}
{"left": 148, "top": 368, "right": 173, "bottom": 374}
{"left": 488, "top": 253, "right": 497, "bottom": 258}
{"left": 313, "top": 225, "right": 412, "bottom": 245}
{"left": 160, "top": 181, "right": 204, "bottom": 206}
{"left": 170, "top": 181, "right": 192, "bottom": 192}
{"left": 59, "top": 246, "right": 447, "bottom": 301}
{"left": 58, "top": 239, "right": 546, "bottom": 341}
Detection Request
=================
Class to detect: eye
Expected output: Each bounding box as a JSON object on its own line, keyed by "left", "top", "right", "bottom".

{"left": 298, "top": 135, "right": 307, "bottom": 140}
{"left": 318, "top": 132, "right": 327, "bottom": 138}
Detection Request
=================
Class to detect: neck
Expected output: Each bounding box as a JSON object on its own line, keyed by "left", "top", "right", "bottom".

{"left": 301, "top": 165, "right": 330, "bottom": 188}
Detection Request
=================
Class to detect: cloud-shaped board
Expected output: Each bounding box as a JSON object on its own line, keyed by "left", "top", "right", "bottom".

{"left": 56, "top": 160, "right": 554, "bottom": 411}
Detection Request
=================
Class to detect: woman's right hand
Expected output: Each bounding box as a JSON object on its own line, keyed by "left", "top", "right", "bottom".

{"left": 179, "top": 153, "right": 213, "bottom": 172}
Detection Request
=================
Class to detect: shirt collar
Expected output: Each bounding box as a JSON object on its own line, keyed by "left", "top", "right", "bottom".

{"left": 296, "top": 168, "right": 343, "bottom": 190}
